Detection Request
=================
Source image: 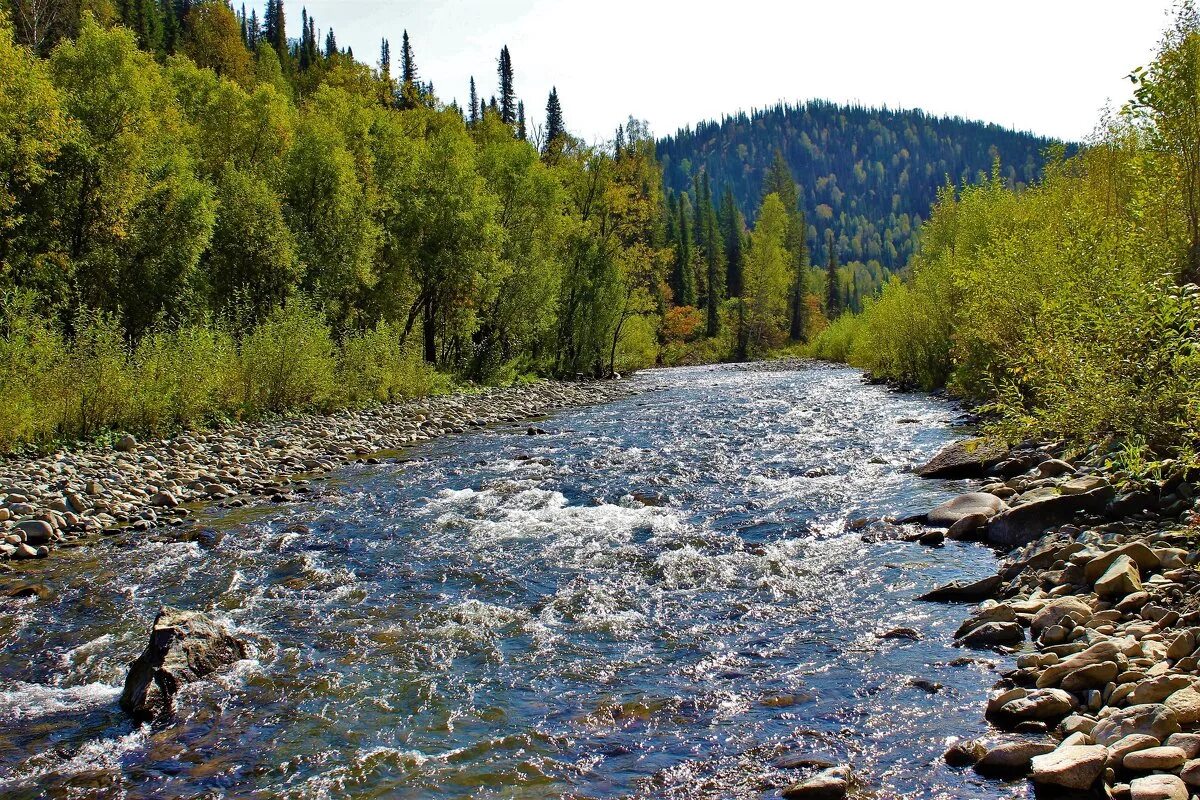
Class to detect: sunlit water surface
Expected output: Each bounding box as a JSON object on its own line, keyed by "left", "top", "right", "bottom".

{"left": 0, "top": 364, "right": 1028, "bottom": 799}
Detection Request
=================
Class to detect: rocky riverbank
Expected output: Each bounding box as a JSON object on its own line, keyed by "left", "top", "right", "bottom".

{"left": 914, "top": 438, "right": 1200, "bottom": 799}
{"left": 0, "top": 380, "right": 631, "bottom": 569}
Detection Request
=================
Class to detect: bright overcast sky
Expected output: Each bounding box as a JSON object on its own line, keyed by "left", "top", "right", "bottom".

{"left": 285, "top": 0, "right": 1176, "bottom": 143}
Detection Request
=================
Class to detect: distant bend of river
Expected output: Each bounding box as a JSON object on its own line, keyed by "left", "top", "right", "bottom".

{"left": 0, "top": 363, "right": 1021, "bottom": 799}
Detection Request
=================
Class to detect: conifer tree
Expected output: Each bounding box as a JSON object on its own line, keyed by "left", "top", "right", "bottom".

{"left": 468, "top": 76, "right": 479, "bottom": 126}
{"left": 720, "top": 188, "right": 745, "bottom": 298}
{"left": 246, "top": 8, "right": 258, "bottom": 47}
{"left": 825, "top": 229, "right": 839, "bottom": 318}
{"left": 702, "top": 176, "right": 725, "bottom": 336}
{"left": 401, "top": 29, "right": 417, "bottom": 84}
{"left": 544, "top": 86, "right": 564, "bottom": 158}
{"left": 379, "top": 38, "right": 390, "bottom": 77}
{"left": 163, "top": 0, "right": 181, "bottom": 52}
{"left": 325, "top": 27, "right": 336, "bottom": 58}
{"left": 498, "top": 45, "right": 515, "bottom": 124}
{"left": 516, "top": 100, "right": 527, "bottom": 140}
{"left": 674, "top": 193, "right": 697, "bottom": 307}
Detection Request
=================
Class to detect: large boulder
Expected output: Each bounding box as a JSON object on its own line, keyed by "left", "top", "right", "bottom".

{"left": 986, "top": 488, "right": 1113, "bottom": 548}
{"left": 919, "top": 574, "right": 1002, "bottom": 603}
{"left": 1037, "top": 640, "right": 1121, "bottom": 688}
{"left": 1029, "top": 744, "right": 1107, "bottom": 791}
{"left": 1092, "top": 704, "right": 1181, "bottom": 747}
{"left": 1094, "top": 554, "right": 1143, "bottom": 597}
{"left": 926, "top": 493, "right": 1009, "bottom": 527}
{"left": 973, "top": 738, "right": 1057, "bottom": 775}
{"left": 1130, "top": 774, "right": 1189, "bottom": 800}
{"left": 120, "top": 607, "right": 248, "bottom": 722}
{"left": 956, "top": 621, "right": 1024, "bottom": 649}
{"left": 916, "top": 438, "right": 1010, "bottom": 479}
{"left": 1083, "top": 542, "right": 1159, "bottom": 582}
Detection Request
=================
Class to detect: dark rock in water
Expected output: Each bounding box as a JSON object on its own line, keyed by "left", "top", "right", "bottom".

{"left": 879, "top": 626, "right": 921, "bottom": 640}
{"left": 772, "top": 751, "right": 836, "bottom": 770}
{"left": 909, "top": 678, "right": 943, "bottom": 694}
{"left": 986, "top": 488, "right": 1113, "bottom": 548}
{"left": 956, "top": 621, "right": 1024, "bottom": 649}
{"left": 919, "top": 574, "right": 1002, "bottom": 602}
{"left": 915, "top": 438, "right": 1009, "bottom": 479}
{"left": 918, "top": 530, "right": 945, "bottom": 547}
{"left": 943, "top": 738, "right": 985, "bottom": 767}
{"left": 782, "top": 767, "right": 850, "bottom": 799}
{"left": 927, "top": 492, "right": 1008, "bottom": 527}
{"left": 120, "top": 607, "right": 248, "bottom": 722}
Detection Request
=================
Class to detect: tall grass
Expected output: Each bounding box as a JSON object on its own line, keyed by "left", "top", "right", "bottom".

{"left": 0, "top": 298, "right": 447, "bottom": 453}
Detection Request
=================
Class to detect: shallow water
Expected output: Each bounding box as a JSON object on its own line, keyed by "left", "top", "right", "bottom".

{"left": 0, "top": 363, "right": 1028, "bottom": 799}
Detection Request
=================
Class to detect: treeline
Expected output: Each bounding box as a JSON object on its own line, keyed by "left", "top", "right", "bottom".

{"left": 812, "top": 5, "right": 1200, "bottom": 468}
{"left": 0, "top": 1, "right": 671, "bottom": 450}
{"left": 658, "top": 101, "right": 1060, "bottom": 304}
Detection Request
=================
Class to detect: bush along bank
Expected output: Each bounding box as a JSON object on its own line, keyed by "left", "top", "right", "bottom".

{"left": 915, "top": 435, "right": 1200, "bottom": 798}
{"left": 0, "top": 380, "right": 631, "bottom": 569}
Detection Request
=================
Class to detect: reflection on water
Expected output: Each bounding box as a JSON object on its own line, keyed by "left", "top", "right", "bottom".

{"left": 0, "top": 363, "right": 1023, "bottom": 799}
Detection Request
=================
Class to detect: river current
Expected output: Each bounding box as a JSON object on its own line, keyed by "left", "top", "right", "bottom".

{"left": 0, "top": 363, "right": 1026, "bottom": 799}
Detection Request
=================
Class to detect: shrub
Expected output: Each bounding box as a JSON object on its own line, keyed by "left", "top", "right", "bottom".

{"left": 239, "top": 300, "right": 336, "bottom": 413}
{"left": 337, "top": 321, "right": 439, "bottom": 405}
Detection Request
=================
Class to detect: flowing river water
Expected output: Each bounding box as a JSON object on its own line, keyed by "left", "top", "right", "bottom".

{"left": 0, "top": 363, "right": 1028, "bottom": 799}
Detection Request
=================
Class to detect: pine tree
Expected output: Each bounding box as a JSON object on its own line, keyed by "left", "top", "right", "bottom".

{"left": 246, "top": 8, "right": 258, "bottom": 47}
{"left": 163, "top": 0, "right": 181, "bottom": 52}
{"left": 239, "top": 3, "right": 247, "bottom": 46}
{"left": 468, "top": 77, "right": 479, "bottom": 126}
{"left": 325, "top": 27, "right": 336, "bottom": 58}
{"left": 265, "top": 0, "right": 286, "bottom": 60}
{"left": 720, "top": 188, "right": 746, "bottom": 298}
{"left": 401, "top": 29, "right": 417, "bottom": 83}
{"left": 498, "top": 45, "right": 515, "bottom": 124}
{"left": 516, "top": 101, "right": 527, "bottom": 140}
{"left": 380, "top": 38, "right": 390, "bottom": 77}
{"left": 825, "top": 229, "right": 839, "bottom": 318}
{"left": 702, "top": 176, "right": 725, "bottom": 336}
{"left": 544, "top": 86, "right": 564, "bottom": 158}
{"left": 674, "top": 193, "right": 697, "bottom": 307}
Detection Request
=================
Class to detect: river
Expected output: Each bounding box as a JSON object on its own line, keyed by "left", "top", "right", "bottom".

{"left": 0, "top": 363, "right": 1024, "bottom": 799}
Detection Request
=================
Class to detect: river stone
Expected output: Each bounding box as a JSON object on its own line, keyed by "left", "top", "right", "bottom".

{"left": 1095, "top": 554, "right": 1143, "bottom": 597}
{"left": 1031, "top": 597, "right": 1092, "bottom": 637}
{"left": 1029, "top": 744, "right": 1107, "bottom": 790}
{"left": 1167, "top": 733, "right": 1200, "bottom": 759}
{"left": 1061, "top": 661, "right": 1120, "bottom": 692}
{"left": 947, "top": 513, "right": 989, "bottom": 539}
{"left": 781, "top": 767, "right": 848, "bottom": 800}
{"left": 1130, "top": 774, "right": 1189, "bottom": 800}
{"left": 1131, "top": 675, "right": 1194, "bottom": 706}
{"left": 1108, "top": 734, "right": 1161, "bottom": 767}
{"left": 998, "top": 688, "right": 1076, "bottom": 723}
{"left": 1181, "top": 759, "right": 1200, "bottom": 787}
{"left": 1037, "top": 640, "right": 1121, "bottom": 688}
{"left": 1164, "top": 687, "right": 1200, "bottom": 723}
{"left": 1092, "top": 704, "right": 1181, "bottom": 746}
{"left": 919, "top": 574, "right": 1002, "bottom": 602}
{"left": 1062, "top": 476, "right": 1109, "bottom": 495}
{"left": 1124, "top": 745, "right": 1188, "bottom": 770}
{"left": 1084, "top": 542, "right": 1160, "bottom": 582}
{"left": 14, "top": 519, "right": 54, "bottom": 546}
{"left": 1038, "top": 459, "right": 1076, "bottom": 477}
{"left": 986, "top": 488, "right": 1112, "bottom": 548}
{"left": 120, "top": 607, "right": 248, "bottom": 721}
{"left": 974, "top": 738, "right": 1057, "bottom": 775}
{"left": 915, "top": 438, "right": 1009, "bottom": 479}
{"left": 115, "top": 434, "right": 138, "bottom": 453}
{"left": 943, "top": 738, "right": 986, "bottom": 767}
{"left": 956, "top": 621, "right": 1023, "bottom": 649}
{"left": 927, "top": 493, "right": 1008, "bottom": 527}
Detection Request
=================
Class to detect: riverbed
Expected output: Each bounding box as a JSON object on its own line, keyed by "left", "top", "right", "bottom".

{"left": 0, "top": 363, "right": 1023, "bottom": 799}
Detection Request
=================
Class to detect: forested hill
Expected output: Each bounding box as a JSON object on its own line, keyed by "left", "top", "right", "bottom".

{"left": 657, "top": 101, "right": 1063, "bottom": 271}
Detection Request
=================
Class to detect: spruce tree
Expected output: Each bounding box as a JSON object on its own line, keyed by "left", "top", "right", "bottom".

{"left": 516, "top": 101, "right": 527, "bottom": 140}
{"left": 325, "top": 27, "right": 336, "bottom": 58}
{"left": 674, "top": 193, "right": 697, "bottom": 307}
{"left": 544, "top": 87, "right": 564, "bottom": 157}
{"left": 468, "top": 77, "right": 479, "bottom": 126}
{"left": 401, "top": 30, "right": 417, "bottom": 84}
{"left": 720, "top": 188, "right": 745, "bottom": 298}
{"left": 498, "top": 46, "right": 515, "bottom": 124}
{"left": 825, "top": 229, "right": 839, "bottom": 318}
{"left": 702, "top": 176, "right": 725, "bottom": 336}
{"left": 380, "top": 38, "right": 390, "bottom": 76}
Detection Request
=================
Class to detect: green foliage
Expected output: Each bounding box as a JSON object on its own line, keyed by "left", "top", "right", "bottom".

{"left": 239, "top": 299, "right": 335, "bottom": 413}
{"left": 813, "top": 7, "right": 1200, "bottom": 462}
{"left": 338, "top": 321, "right": 439, "bottom": 404}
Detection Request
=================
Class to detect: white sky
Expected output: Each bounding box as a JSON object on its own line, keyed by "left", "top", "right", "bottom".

{"left": 284, "top": 0, "right": 1176, "bottom": 143}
